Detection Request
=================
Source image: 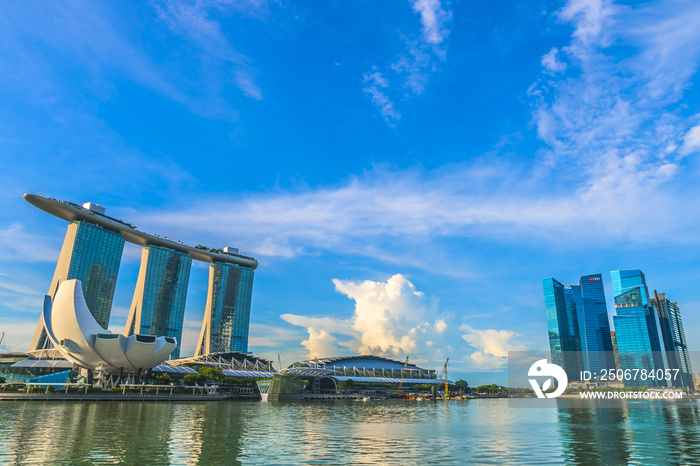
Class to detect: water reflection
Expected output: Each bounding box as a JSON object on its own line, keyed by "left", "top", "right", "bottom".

{"left": 557, "top": 399, "right": 700, "bottom": 464}
{"left": 0, "top": 399, "right": 699, "bottom": 464}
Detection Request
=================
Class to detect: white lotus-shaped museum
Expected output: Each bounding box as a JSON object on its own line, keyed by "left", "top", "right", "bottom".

{"left": 42, "top": 279, "right": 177, "bottom": 374}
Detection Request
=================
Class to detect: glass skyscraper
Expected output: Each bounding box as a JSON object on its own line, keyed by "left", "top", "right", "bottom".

{"left": 196, "top": 262, "right": 255, "bottom": 355}
{"left": 125, "top": 245, "right": 192, "bottom": 359}
{"left": 30, "top": 221, "right": 125, "bottom": 351}
{"left": 564, "top": 284, "right": 587, "bottom": 372}
{"left": 542, "top": 273, "right": 616, "bottom": 380}
{"left": 542, "top": 278, "right": 584, "bottom": 381}
{"left": 611, "top": 270, "right": 666, "bottom": 387}
{"left": 579, "top": 274, "right": 616, "bottom": 375}
{"left": 652, "top": 291, "right": 694, "bottom": 389}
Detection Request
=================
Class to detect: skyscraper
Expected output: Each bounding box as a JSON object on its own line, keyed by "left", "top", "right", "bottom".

{"left": 564, "top": 284, "right": 587, "bottom": 372}
{"left": 542, "top": 278, "right": 584, "bottom": 381}
{"left": 579, "top": 274, "right": 616, "bottom": 375}
{"left": 124, "top": 245, "right": 193, "bottom": 359}
{"left": 196, "top": 261, "right": 255, "bottom": 356}
{"left": 611, "top": 270, "right": 666, "bottom": 387}
{"left": 25, "top": 193, "right": 259, "bottom": 359}
{"left": 29, "top": 219, "right": 125, "bottom": 352}
{"left": 652, "top": 291, "right": 694, "bottom": 389}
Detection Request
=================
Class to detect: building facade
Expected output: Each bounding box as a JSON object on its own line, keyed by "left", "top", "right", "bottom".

{"left": 578, "top": 274, "right": 616, "bottom": 376}
{"left": 652, "top": 291, "right": 694, "bottom": 389}
{"left": 542, "top": 278, "right": 584, "bottom": 381}
{"left": 611, "top": 270, "right": 666, "bottom": 387}
{"left": 196, "top": 262, "right": 254, "bottom": 356}
{"left": 29, "top": 220, "right": 125, "bottom": 352}
{"left": 124, "top": 245, "right": 193, "bottom": 359}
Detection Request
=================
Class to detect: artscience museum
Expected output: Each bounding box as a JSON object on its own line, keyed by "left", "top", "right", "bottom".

{"left": 42, "top": 279, "right": 177, "bottom": 378}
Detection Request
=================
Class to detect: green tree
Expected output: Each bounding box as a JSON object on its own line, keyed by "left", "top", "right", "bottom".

{"left": 454, "top": 380, "right": 469, "bottom": 390}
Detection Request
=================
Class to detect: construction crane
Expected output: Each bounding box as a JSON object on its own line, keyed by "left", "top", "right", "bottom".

{"left": 397, "top": 356, "right": 409, "bottom": 397}
{"left": 443, "top": 358, "right": 449, "bottom": 399}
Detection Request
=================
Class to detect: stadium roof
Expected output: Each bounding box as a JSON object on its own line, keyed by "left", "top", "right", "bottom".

{"left": 290, "top": 355, "right": 429, "bottom": 371}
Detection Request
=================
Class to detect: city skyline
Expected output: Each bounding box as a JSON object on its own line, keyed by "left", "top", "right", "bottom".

{"left": 546, "top": 268, "right": 695, "bottom": 389}
{"left": 1, "top": 0, "right": 700, "bottom": 386}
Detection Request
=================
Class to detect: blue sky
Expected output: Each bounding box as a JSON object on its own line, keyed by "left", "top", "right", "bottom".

{"left": 1, "top": 0, "right": 700, "bottom": 386}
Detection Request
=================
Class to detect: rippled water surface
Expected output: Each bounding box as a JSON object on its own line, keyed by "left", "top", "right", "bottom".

{"left": 1, "top": 399, "right": 700, "bottom": 464}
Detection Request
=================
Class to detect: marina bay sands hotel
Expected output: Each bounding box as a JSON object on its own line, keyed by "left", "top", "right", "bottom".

{"left": 24, "top": 194, "right": 257, "bottom": 359}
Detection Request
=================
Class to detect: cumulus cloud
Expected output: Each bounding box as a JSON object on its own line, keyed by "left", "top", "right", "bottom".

{"left": 334, "top": 274, "right": 428, "bottom": 355}
{"left": 301, "top": 329, "right": 338, "bottom": 359}
{"left": 281, "top": 274, "right": 525, "bottom": 371}
{"left": 282, "top": 274, "right": 435, "bottom": 358}
{"left": 461, "top": 324, "right": 525, "bottom": 370}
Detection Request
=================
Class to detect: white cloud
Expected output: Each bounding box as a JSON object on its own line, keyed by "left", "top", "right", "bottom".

{"left": 334, "top": 274, "right": 428, "bottom": 355}
{"left": 282, "top": 274, "right": 446, "bottom": 361}
{"left": 529, "top": 0, "right": 700, "bottom": 234}
{"left": 410, "top": 0, "right": 452, "bottom": 46}
{"left": 362, "top": 0, "right": 452, "bottom": 122}
{"left": 558, "top": 0, "right": 615, "bottom": 53}
{"left": 131, "top": 152, "right": 700, "bottom": 269}
{"left": 435, "top": 319, "right": 447, "bottom": 333}
{"left": 460, "top": 324, "right": 526, "bottom": 370}
{"left": 362, "top": 71, "right": 401, "bottom": 124}
{"left": 541, "top": 48, "right": 567, "bottom": 74}
{"left": 280, "top": 274, "right": 526, "bottom": 374}
{"left": 681, "top": 124, "right": 700, "bottom": 155}
{"left": 300, "top": 328, "right": 338, "bottom": 359}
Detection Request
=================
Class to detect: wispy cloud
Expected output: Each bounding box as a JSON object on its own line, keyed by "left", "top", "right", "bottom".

{"left": 0, "top": 224, "right": 60, "bottom": 263}
{"left": 528, "top": 0, "right": 700, "bottom": 233}
{"left": 0, "top": 0, "right": 267, "bottom": 123}
{"left": 362, "top": 71, "right": 401, "bottom": 124}
{"left": 362, "top": 0, "right": 452, "bottom": 122}
{"left": 130, "top": 145, "right": 700, "bottom": 271}
{"left": 155, "top": 0, "right": 265, "bottom": 102}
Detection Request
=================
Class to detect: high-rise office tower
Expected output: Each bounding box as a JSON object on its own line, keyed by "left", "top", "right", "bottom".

{"left": 564, "top": 284, "right": 587, "bottom": 372}
{"left": 579, "top": 274, "right": 616, "bottom": 375}
{"left": 610, "top": 331, "right": 621, "bottom": 373}
{"left": 29, "top": 218, "right": 125, "bottom": 352}
{"left": 124, "top": 245, "right": 193, "bottom": 359}
{"left": 652, "top": 291, "right": 694, "bottom": 389}
{"left": 542, "top": 278, "right": 584, "bottom": 381}
{"left": 196, "top": 261, "right": 255, "bottom": 356}
{"left": 611, "top": 270, "right": 666, "bottom": 387}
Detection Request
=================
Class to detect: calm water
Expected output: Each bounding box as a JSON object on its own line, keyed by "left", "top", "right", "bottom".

{"left": 1, "top": 399, "right": 700, "bottom": 464}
